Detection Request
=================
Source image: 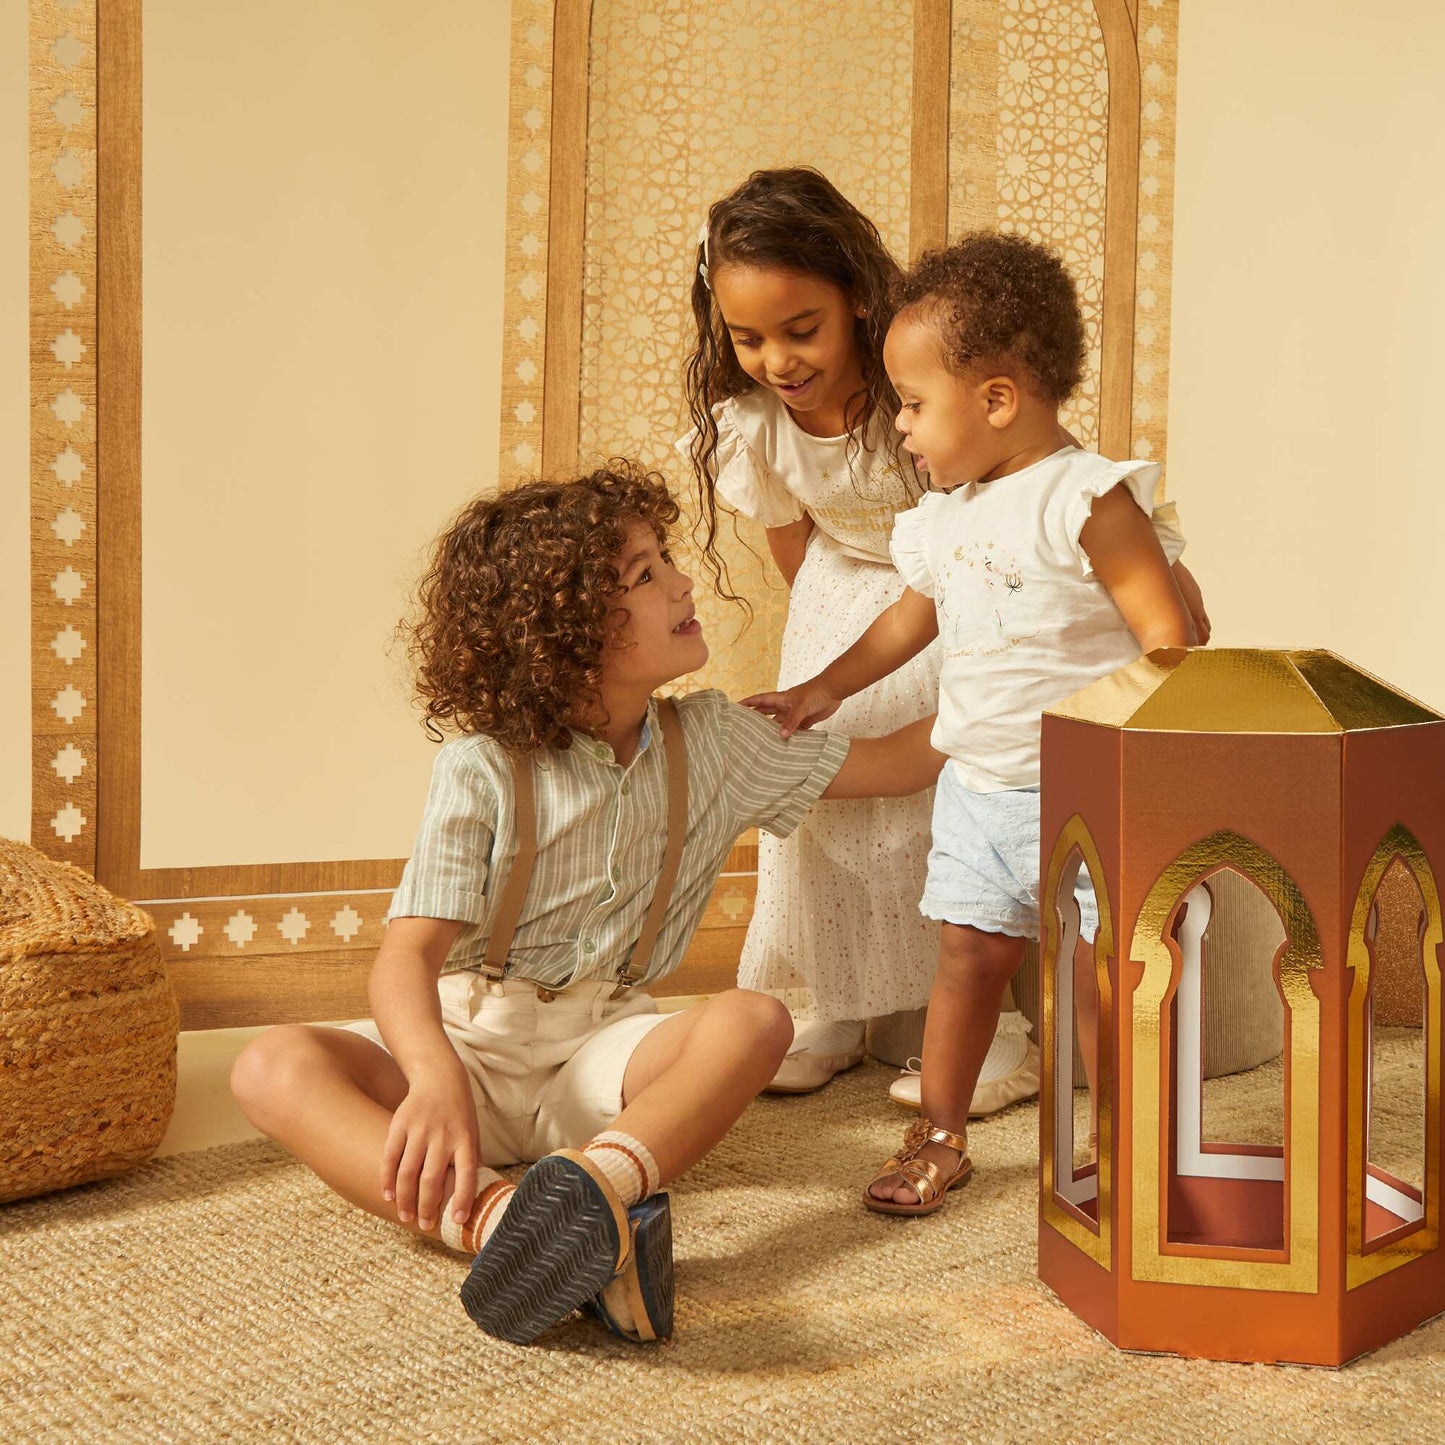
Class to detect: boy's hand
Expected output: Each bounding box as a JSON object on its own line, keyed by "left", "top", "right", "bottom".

{"left": 381, "top": 1059, "right": 480, "bottom": 1233}
{"left": 742, "top": 678, "right": 842, "bottom": 738}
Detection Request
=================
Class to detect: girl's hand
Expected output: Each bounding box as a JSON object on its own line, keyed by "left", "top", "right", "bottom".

{"left": 742, "top": 679, "right": 842, "bottom": 738}
{"left": 1170, "top": 560, "right": 1211, "bottom": 645}
{"left": 381, "top": 1060, "right": 479, "bottom": 1233}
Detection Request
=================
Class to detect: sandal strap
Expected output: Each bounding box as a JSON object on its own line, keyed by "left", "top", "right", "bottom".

{"left": 924, "top": 1123, "right": 968, "bottom": 1154}
{"left": 896, "top": 1158, "right": 946, "bottom": 1204}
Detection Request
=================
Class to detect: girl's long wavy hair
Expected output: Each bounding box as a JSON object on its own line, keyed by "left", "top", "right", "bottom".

{"left": 683, "top": 167, "right": 909, "bottom": 604}
{"left": 403, "top": 462, "right": 680, "bottom": 753}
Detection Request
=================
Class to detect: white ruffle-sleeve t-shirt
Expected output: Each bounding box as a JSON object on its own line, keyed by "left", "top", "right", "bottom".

{"left": 890, "top": 447, "right": 1184, "bottom": 792}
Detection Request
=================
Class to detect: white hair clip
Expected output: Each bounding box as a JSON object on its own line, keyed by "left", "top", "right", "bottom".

{"left": 696, "top": 221, "right": 711, "bottom": 291}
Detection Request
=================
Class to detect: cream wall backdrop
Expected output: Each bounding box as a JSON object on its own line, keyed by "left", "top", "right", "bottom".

{"left": 1169, "top": 0, "right": 1445, "bottom": 709}
{"left": 2, "top": 0, "right": 27, "bottom": 843}
{"left": 140, "top": 0, "right": 511, "bottom": 868}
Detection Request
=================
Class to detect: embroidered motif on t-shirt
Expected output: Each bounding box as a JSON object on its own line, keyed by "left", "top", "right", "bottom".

{"left": 937, "top": 541, "right": 1040, "bottom": 657}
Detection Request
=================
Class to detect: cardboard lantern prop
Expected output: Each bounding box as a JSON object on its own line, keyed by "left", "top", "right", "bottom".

{"left": 1037, "top": 648, "right": 1445, "bottom": 1366}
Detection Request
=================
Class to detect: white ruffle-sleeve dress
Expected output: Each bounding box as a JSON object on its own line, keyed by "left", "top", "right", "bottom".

{"left": 692, "top": 388, "right": 942, "bottom": 1020}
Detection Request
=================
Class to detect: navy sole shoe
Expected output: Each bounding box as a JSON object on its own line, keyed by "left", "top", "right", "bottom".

{"left": 459, "top": 1150, "right": 629, "bottom": 1345}
{"left": 582, "top": 1193, "right": 674, "bottom": 1343}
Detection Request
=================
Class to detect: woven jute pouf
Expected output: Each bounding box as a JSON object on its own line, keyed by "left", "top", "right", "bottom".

{"left": 0, "top": 837, "right": 178, "bottom": 1203}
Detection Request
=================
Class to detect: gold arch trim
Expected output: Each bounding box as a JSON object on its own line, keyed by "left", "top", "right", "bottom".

{"left": 1130, "top": 830, "right": 1322, "bottom": 1291}
{"left": 1040, "top": 813, "right": 1114, "bottom": 1269}
{"left": 1345, "top": 825, "right": 1443, "bottom": 1290}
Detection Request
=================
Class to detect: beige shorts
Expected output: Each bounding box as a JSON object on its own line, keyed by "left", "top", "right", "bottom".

{"left": 342, "top": 972, "right": 671, "bottom": 1166}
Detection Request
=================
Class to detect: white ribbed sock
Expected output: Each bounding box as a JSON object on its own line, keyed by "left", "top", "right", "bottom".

{"left": 582, "top": 1131, "right": 660, "bottom": 1208}
{"left": 438, "top": 1166, "right": 515, "bottom": 1255}
{"left": 977, "top": 1011, "right": 1031, "bottom": 1084}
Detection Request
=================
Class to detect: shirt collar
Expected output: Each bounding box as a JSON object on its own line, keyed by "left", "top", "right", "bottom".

{"left": 567, "top": 697, "right": 658, "bottom": 767}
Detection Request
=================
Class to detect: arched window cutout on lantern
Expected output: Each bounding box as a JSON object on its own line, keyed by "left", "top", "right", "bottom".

{"left": 1164, "top": 870, "right": 1291, "bottom": 1253}
{"left": 1364, "top": 858, "right": 1429, "bottom": 1237}
{"left": 1050, "top": 844, "right": 1103, "bottom": 1221}
{"left": 1346, "top": 825, "right": 1442, "bottom": 1290}
{"left": 1170, "top": 870, "right": 1287, "bottom": 1225}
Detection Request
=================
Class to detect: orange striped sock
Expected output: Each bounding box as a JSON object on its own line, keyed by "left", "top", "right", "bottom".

{"left": 581, "top": 1131, "right": 659, "bottom": 1209}
{"left": 439, "top": 1167, "right": 516, "bottom": 1256}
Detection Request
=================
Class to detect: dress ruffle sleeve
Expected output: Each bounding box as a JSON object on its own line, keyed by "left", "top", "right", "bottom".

{"left": 1061, "top": 458, "right": 1164, "bottom": 581}
{"left": 673, "top": 396, "right": 807, "bottom": 528}
{"left": 888, "top": 491, "right": 946, "bottom": 597}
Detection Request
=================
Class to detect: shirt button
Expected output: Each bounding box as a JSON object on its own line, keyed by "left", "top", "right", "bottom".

{"left": 582, "top": 939, "right": 596, "bottom": 954}
{"left": 621, "top": 783, "right": 630, "bottom": 796}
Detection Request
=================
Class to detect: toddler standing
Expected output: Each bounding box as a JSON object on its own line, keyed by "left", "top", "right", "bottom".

{"left": 750, "top": 233, "right": 1196, "bottom": 1214}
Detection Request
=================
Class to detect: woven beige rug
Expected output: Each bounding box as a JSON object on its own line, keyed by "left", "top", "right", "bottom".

{"left": 3, "top": 1059, "right": 1442, "bottom": 1444}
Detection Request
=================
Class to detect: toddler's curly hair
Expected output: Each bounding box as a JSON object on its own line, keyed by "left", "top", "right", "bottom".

{"left": 892, "top": 231, "right": 1086, "bottom": 406}
{"left": 404, "top": 461, "right": 680, "bottom": 752}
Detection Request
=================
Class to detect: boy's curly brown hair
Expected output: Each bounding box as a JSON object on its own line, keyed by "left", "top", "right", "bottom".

{"left": 891, "top": 231, "right": 1086, "bottom": 405}
{"left": 404, "top": 461, "right": 680, "bottom": 752}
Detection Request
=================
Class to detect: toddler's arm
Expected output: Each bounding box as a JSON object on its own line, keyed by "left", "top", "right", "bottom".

{"left": 1080, "top": 485, "right": 1195, "bottom": 652}
{"left": 766, "top": 516, "right": 815, "bottom": 587}
{"left": 745, "top": 585, "right": 939, "bottom": 737}
{"left": 821, "top": 715, "right": 946, "bottom": 800}
{"left": 369, "top": 916, "right": 481, "bottom": 1231}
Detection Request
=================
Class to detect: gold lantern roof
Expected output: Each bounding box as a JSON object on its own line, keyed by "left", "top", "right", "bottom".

{"left": 1048, "top": 648, "right": 1443, "bottom": 734}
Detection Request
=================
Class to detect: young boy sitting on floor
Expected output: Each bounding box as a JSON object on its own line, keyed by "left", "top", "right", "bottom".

{"left": 231, "top": 460, "right": 944, "bottom": 1346}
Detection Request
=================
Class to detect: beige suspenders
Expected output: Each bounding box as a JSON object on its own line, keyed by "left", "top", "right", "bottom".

{"left": 477, "top": 697, "right": 688, "bottom": 990}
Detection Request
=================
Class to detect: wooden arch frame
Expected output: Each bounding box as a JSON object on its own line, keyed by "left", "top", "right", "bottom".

{"left": 28, "top": 0, "right": 1153, "bottom": 1027}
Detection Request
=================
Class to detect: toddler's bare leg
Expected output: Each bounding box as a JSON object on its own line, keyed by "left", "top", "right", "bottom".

{"left": 231, "top": 1024, "right": 451, "bottom": 1238}
{"left": 612, "top": 988, "right": 793, "bottom": 1184}
{"left": 870, "top": 924, "right": 1025, "bottom": 1205}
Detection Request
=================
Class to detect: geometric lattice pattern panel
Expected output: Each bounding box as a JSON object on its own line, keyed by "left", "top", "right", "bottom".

{"left": 951, "top": 0, "right": 1109, "bottom": 449}
{"left": 30, "top": 0, "right": 98, "bottom": 870}
{"left": 578, "top": 0, "right": 915, "bottom": 701}
{"left": 1130, "top": 0, "right": 1179, "bottom": 472}
{"left": 496, "top": 0, "right": 554, "bottom": 492}
{"left": 950, "top": 0, "right": 1180, "bottom": 473}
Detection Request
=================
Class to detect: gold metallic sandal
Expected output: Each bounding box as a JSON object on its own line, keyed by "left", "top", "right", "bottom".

{"left": 863, "top": 1117, "right": 972, "bottom": 1217}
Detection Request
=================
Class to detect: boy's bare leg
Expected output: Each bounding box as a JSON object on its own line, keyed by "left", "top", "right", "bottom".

{"left": 869, "top": 924, "right": 1025, "bottom": 1204}
{"left": 234, "top": 991, "right": 794, "bottom": 1229}
{"left": 613, "top": 989, "right": 794, "bottom": 1182}
{"left": 231, "top": 1025, "right": 454, "bottom": 1237}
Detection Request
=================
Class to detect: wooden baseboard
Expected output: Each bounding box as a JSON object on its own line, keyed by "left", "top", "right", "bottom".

{"left": 168, "top": 899, "right": 750, "bottom": 1029}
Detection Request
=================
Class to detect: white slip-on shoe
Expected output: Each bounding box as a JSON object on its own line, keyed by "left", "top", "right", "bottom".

{"left": 888, "top": 1012, "right": 1040, "bottom": 1117}
{"left": 764, "top": 1018, "right": 867, "bottom": 1094}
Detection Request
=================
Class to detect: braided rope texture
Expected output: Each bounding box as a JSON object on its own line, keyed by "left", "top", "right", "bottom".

{"left": 0, "top": 838, "right": 179, "bottom": 1203}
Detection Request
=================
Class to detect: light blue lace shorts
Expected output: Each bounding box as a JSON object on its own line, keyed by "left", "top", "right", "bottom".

{"left": 920, "top": 763, "right": 1098, "bottom": 942}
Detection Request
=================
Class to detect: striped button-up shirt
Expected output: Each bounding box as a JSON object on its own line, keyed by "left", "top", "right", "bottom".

{"left": 388, "top": 690, "right": 850, "bottom": 988}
